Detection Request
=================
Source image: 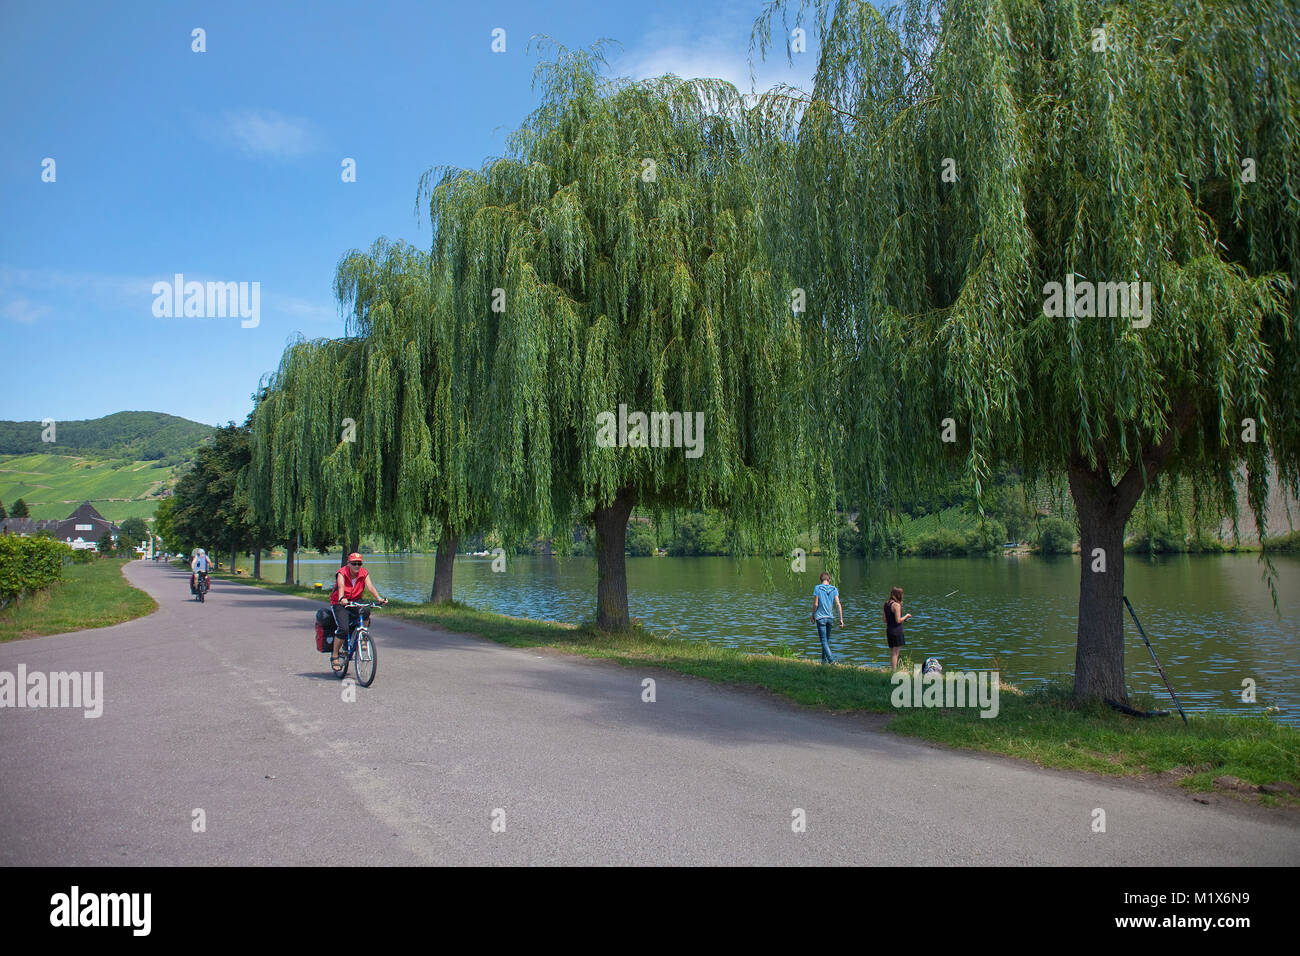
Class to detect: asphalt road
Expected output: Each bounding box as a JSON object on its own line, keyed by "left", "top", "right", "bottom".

{"left": 1, "top": 561, "right": 1296, "bottom": 865}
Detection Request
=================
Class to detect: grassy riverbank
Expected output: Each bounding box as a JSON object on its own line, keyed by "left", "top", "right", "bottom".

{"left": 211, "top": 568, "right": 1300, "bottom": 802}
{"left": 0, "top": 559, "right": 157, "bottom": 641}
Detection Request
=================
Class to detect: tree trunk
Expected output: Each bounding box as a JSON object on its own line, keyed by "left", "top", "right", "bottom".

{"left": 285, "top": 538, "right": 296, "bottom": 585}
{"left": 253, "top": 548, "right": 261, "bottom": 580}
{"left": 1068, "top": 459, "right": 1133, "bottom": 704}
{"left": 230, "top": 546, "right": 238, "bottom": 574}
{"left": 593, "top": 485, "right": 637, "bottom": 631}
{"left": 430, "top": 525, "right": 458, "bottom": 603}
{"left": 1066, "top": 398, "right": 1198, "bottom": 704}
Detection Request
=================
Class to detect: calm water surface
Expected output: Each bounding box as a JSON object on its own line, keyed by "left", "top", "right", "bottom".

{"left": 251, "top": 552, "right": 1299, "bottom": 724}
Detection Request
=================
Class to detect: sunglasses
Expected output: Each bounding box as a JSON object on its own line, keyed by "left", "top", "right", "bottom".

{"left": 348, "top": 561, "right": 363, "bottom": 566}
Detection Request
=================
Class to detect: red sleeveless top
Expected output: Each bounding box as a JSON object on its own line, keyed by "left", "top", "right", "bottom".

{"left": 330, "top": 567, "right": 368, "bottom": 605}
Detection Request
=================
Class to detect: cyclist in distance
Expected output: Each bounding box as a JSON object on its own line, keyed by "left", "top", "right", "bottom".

{"left": 190, "top": 548, "right": 211, "bottom": 594}
{"left": 330, "top": 553, "right": 387, "bottom": 671}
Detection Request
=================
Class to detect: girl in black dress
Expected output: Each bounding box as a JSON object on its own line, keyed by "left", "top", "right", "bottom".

{"left": 883, "top": 586, "right": 911, "bottom": 669}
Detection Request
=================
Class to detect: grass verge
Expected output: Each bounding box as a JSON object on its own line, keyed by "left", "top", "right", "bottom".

{"left": 0, "top": 559, "right": 157, "bottom": 641}
{"left": 209, "top": 567, "right": 1300, "bottom": 800}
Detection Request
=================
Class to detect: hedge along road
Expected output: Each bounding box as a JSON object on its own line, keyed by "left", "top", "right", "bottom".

{"left": 0, "top": 562, "right": 1296, "bottom": 866}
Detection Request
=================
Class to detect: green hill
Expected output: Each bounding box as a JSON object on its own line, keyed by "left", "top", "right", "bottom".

{"left": 0, "top": 411, "right": 214, "bottom": 523}
{"left": 0, "top": 411, "right": 212, "bottom": 461}
{"left": 0, "top": 454, "right": 185, "bottom": 522}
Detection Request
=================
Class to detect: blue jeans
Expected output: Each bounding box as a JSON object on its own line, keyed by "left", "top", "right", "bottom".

{"left": 815, "top": 619, "right": 837, "bottom": 664}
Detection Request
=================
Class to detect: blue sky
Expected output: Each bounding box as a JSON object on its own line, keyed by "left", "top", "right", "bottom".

{"left": 0, "top": 0, "right": 813, "bottom": 428}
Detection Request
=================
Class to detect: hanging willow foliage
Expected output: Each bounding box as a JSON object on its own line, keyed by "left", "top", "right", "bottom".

{"left": 752, "top": 0, "right": 1300, "bottom": 701}
{"left": 335, "top": 237, "right": 489, "bottom": 599}
{"left": 420, "top": 42, "right": 828, "bottom": 628}
{"left": 249, "top": 334, "right": 370, "bottom": 552}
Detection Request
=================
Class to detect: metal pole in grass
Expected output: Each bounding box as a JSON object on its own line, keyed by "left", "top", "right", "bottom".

{"left": 1123, "top": 595, "right": 1188, "bottom": 726}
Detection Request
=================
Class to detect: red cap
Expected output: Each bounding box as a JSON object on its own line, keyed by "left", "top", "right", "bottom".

{"left": 347, "top": 553, "right": 363, "bottom": 564}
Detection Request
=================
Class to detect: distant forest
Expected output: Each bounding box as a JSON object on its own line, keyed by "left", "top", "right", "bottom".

{"left": 0, "top": 412, "right": 214, "bottom": 462}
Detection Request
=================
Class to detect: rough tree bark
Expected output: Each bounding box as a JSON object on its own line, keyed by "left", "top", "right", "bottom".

{"left": 1068, "top": 399, "right": 1198, "bottom": 703}
{"left": 284, "top": 537, "right": 296, "bottom": 585}
{"left": 430, "top": 524, "right": 458, "bottom": 604}
{"left": 593, "top": 485, "right": 637, "bottom": 631}
{"left": 253, "top": 547, "right": 261, "bottom": 580}
{"left": 1068, "top": 455, "right": 1133, "bottom": 704}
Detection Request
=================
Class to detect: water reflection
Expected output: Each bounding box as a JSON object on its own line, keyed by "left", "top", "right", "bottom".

{"left": 257, "top": 552, "right": 1298, "bottom": 724}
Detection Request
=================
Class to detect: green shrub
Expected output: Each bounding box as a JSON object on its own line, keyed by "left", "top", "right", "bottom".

{"left": 1187, "top": 532, "right": 1228, "bottom": 553}
{"left": 1037, "top": 516, "right": 1076, "bottom": 554}
{"left": 665, "top": 512, "right": 728, "bottom": 556}
{"left": 71, "top": 548, "right": 96, "bottom": 564}
{"left": 625, "top": 520, "right": 657, "bottom": 556}
{"left": 837, "top": 514, "right": 864, "bottom": 556}
{"left": 1127, "top": 513, "right": 1187, "bottom": 553}
{"left": 964, "top": 518, "right": 1007, "bottom": 553}
{"left": 912, "top": 528, "right": 968, "bottom": 555}
{"left": 0, "top": 535, "right": 74, "bottom": 604}
{"left": 866, "top": 522, "right": 907, "bottom": 556}
{"left": 1263, "top": 530, "right": 1300, "bottom": 552}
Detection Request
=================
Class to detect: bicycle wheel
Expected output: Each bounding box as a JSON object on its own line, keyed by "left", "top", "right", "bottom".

{"left": 198, "top": 582, "right": 205, "bottom": 603}
{"left": 354, "top": 631, "right": 377, "bottom": 687}
{"left": 335, "top": 633, "right": 350, "bottom": 679}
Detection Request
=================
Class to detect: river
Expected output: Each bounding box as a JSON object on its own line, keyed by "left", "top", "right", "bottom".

{"left": 244, "top": 551, "right": 1298, "bottom": 724}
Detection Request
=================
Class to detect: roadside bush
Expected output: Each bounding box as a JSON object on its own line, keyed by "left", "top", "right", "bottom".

{"left": 1037, "top": 516, "right": 1076, "bottom": 554}
{"left": 0, "top": 535, "right": 74, "bottom": 605}
{"left": 71, "top": 548, "right": 96, "bottom": 564}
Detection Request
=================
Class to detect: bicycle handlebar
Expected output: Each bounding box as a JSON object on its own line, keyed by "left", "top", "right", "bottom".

{"left": 339, "top": 600, "right": 384, "bottom": 609}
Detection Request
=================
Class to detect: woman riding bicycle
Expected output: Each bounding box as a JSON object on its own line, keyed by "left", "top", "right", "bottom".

{"left": 330, "top": 553, "right": 387, "bottom": 672}
{"left": 190, "top": 548, "right": 211, "bottom": 594}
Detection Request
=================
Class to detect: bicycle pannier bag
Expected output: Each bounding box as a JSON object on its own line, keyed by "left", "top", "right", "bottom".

{"left": 315, "top": 608, "right": 337, "bottom": 653}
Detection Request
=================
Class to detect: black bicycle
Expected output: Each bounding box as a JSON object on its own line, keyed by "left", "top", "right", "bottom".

{"left": 193, "top": 572, "right": 210, "bottom": 603}
{"left": 332, "top": 601, "right": 381, "bottom": 687}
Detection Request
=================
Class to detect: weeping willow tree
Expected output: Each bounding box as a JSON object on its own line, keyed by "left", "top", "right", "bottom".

{"left": 247, "top": 334, "right": 370, "bottom": 575}
{"left": 753, "top": 0, "right": 1300, "bottom": 702}
{"left": 421, "top": 43, "right": 825, "bottom": 629}
{"left": 335, "top": 238, "right": 481, "bottom": 602}
{"left": 246, "top": 379, "right": 298, "bottom": 583}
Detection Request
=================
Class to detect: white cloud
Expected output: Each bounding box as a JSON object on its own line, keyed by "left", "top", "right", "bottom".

{"left": 270, "top": 294, "right": 335, "bottom": 324}
{"left": 618, "top": 45, "right": 757, "bottom": 92}
{"left": 0, "top": 265, "right": 334, "bottom": 326}
{"left": 0, "top": 265, "right": 153, "bottom": 314}
{"left": 217, "top": 109, "right": 320, "bottom": 160}
{"left": 613, "top": 35, "right": 815, "bottom": 101}
{"left": 1, "top": 298, "right": 52, "bottom": 324}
